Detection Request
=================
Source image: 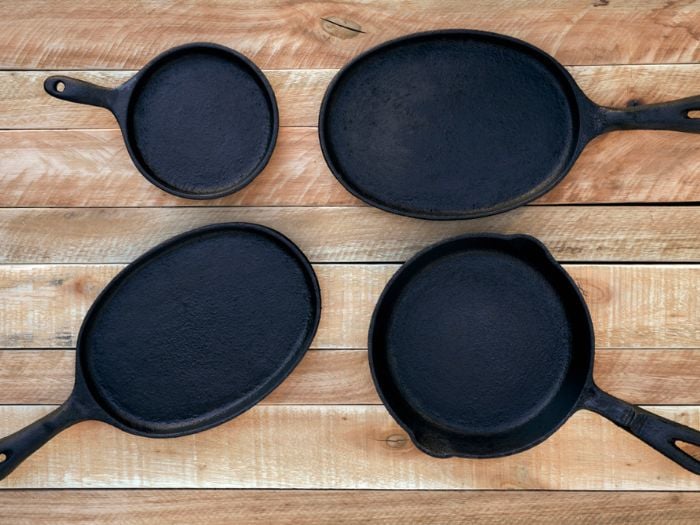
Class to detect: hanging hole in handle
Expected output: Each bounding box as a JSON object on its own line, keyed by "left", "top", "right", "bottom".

{"left": 0, "top": 452, "right": 7, "bottom": 463}
{"left": 687, "top": 110, "right": 700, "bottom": 119}
{"left": 55, "top": 81, "right": 65, "bottom": 93}
{"left": 676, "top": 440, "right": 700, "bottom": 461}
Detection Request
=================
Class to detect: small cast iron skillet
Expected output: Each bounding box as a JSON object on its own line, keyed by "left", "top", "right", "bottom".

{"left": 369, "top": 234, "right": 700, "bottom": 474}
{"left": 320, "top": 30, "right": 700, "bottom": 219}
{"left": 45, "top": 43, "right": 278, "bottom": 199}
{"left": 0, "top": 223, "right": 320, "bottom": 480}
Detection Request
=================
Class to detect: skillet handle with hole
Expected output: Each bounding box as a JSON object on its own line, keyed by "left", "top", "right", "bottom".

{"left": 0, "top": 397, "right": 85, "bottom": 481}
{"left": 583, "top": 384, "right": 700, "bottom": 475}
{"left": 44, "top": 76, "right": 116, "bottom": 109}
{"left": 599, "top": 95, "right": 700, "bottom": 134}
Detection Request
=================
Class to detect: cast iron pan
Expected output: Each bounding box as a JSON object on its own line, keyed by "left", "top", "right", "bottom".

{"left": 320, "top": 30, "right": 700, "bottom": 219}
{"left": 369, "top": 234, "right": 700, "bottom": 474}
{"left": 44, "top": 43, "right": 278, "bottom": 199}
{"left": 0, "top": 223, "right": 320, "bottom": 480}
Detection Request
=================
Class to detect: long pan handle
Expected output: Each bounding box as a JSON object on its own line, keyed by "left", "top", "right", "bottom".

{"left": 599, "top": 95, "right": 700, "bottom": 133}
{"left": 583, "top": 384, "right": 700, "bottom": 475}
{"left": 44, "top": 76, "right": 116, "bottom": 109}
{"left": 0, "top": 397, "right": 85, "bottom": 481}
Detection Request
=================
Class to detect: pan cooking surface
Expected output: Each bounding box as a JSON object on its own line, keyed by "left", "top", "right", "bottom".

{"left": 79, "top": 226, "right": 318, "bottom": 434}
{"left": 321, "top": 32, "right": 578, "bottom": 218}
{"left": 370, "top": 237, "right": 700, "bottom": 472}
{"left": 128, "top": 49, "right": 275, "bottom": 196}
{"left": 372, "top": 241, "right": 581, "bottom": 440}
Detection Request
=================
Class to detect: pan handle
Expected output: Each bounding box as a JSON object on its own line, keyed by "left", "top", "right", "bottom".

{"left": 582, "top": 384, "right": 700, "bottom": 475}
{"left": 44, "top": 76, "right": 116, "bottom": 109}
{"left": 598, "top": 95, "right": 700, "bottom": 134}
{"left": 0, "top": 396, "right": 87, "bottom": 481}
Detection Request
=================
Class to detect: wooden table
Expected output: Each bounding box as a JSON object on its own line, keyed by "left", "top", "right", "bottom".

{"left": 0, "top": 1, "right": 698, "bottom": 523}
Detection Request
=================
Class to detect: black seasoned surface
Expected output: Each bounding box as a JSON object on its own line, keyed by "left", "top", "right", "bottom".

{"left": 45, "top": 44, "right": 278, "bottom": 199}
{"left": 128, "top": 48, "right": 276, "bottom": 196}
{"left": 370, "top": 235, "right": 591, "bottom": 457}
{"left": 369, "top": 234, "right": 700, "bottom": 475}
{"left": 320, "top": 30, "right": 700, "bottom": 219}
{"left": 80, "top": 224, "right": 319, "bottom": 434}
{"left": 0, "top": 223, "right": 321, "bottom": 481}
{"left": 321, "top": 31, "right": 578, "bottom": 219}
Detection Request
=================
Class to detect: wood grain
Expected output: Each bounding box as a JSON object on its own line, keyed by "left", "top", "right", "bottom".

{"left": 0, "top": 404, "right": 698, "bottom": 489}
{"left": 0, "top": 264, "right": 697, "bottom": 349}
{"left": 1, "top": 64, "right": 700, "bottom": 207}
{"left": 1, "top": 348, "right": 698, "bottom": 406}
{"left": 0, "top": 128, "right": 359, "bottom": 207}
{"left": 1, "top": 127, "right": 699, "bottom": 207}
{"left": 1, "top": 490, "right": 699, "bottom": 525}
{"left": 0, "top": 207, "right": 697, "bottom": 264}
{"left": 4, "top": 65, "right": 700, "bottom": 130}
{"left": 1, "top": 0, "right": 699, "bottom": 508}
{"left": 0, "top": 69, "right": 334, "bottom": 129}
{"left": 1, "top": 1, "right": 700, "bottom": 69}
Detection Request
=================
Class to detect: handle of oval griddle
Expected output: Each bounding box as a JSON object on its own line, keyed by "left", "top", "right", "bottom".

{"left": 0, "top": 397, "right": 85, "bottom": 481}
{"left": 582, "top": 384, "right": 700, "bottom": 475}
{"left": 44, "top": 75, "right": 116, "bottom": 109}
{"left": 599, "top": 95, "right": 700, "bottom": 134}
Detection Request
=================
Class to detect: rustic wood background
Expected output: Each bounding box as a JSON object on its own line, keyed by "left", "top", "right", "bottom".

{"left": 0, "top": 1, "right": 699, "bottom": 523}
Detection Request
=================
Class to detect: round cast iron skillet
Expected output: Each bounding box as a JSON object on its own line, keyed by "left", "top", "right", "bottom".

{"left": 369, "top": 234, "right": 700, "bottom": 474}
{"left": 0, "top": 223, "right": 320, "bottom": 480}
{"left": 320, "top": 30, "right": 700, "bottom": 220}
{"left": 45, "top": 43, "right": 278, "bottom": 199}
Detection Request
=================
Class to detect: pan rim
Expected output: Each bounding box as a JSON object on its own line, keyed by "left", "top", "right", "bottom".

{"left": 120, "top": 42, "right": 279, "bottom": 200}
{"left": 318, "top": 29, "right": 587, "bottom": 220}
{"left": 368, "top": 233, "right": 596, "bottom": 458}
{"left": 73, "top": 222, "right": 321, "bottom": 437}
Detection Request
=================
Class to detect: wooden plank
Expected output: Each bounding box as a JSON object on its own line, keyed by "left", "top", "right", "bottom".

{"left": 0, "top": 264, "right": 697, "bottom": 349}
{"left": 540, "top": 131, "right": 700, "bottom": 205}
{"left": 1, "top": 490, "right": 699, "bottom": 525}
{"left": 0, "top": 404, "right": 698, "bottom": 489}
{"left": 1, "top": 1, "right": 699, "bottom": 69}
{"left": 1, "top": 65, "right": 700, "bottom": 207}
{"left": 594, "top": 349, "right": 700, "bottom": 405}
{"left": 1, "top": 348, "right": 698, "bottom": 406}
{"left": 0, "top": 350, "right": 74, "bottom": 405}
{"left": 0, "top": 349, "right": 376, "bottom": 406}
{"left": 0, "top": 207, "right": 697, "bottom": 264}
{"left": 3, "top": 65, "right": 700, "bottom": 130}
{"left": 572, "top": 265, "right": 699, "bottom": 350}
{"left": 1, "top": 127, "right": 699, "bottom": 207}
{"left": 0, "top": 128, "right": 359, "bottom": 207}
{"left": 0, "top": 70, "right": 334, "bottom": 129}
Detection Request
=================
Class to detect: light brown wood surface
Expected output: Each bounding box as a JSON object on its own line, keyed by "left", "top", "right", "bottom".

{"left": 3, "top": 65, "right": 700, "bottom": 130}
{"left": 0, "top": 207, "right": 698, "bottom": 263}
{"left": 1, "top": 348, "right": 699, "bottom": 406}
{"left": 0, "top": 490, "right": 699, "bottom": 525}
{"left": 0, "top": 404, "right": 698, "bottom": 489}
{"left": 1, "top": 65, "right": 700, "bottom": 207}
{"left": 2, "top": 128, "right": 700, "bottom": 207}
{"left": 2, "top": 1, "right": 700, "bottom": 69}
{"left": 0, "top": 264, "right": 696, "bottom": 349}
{"left": 0, "top": 0, "right": 698, "bottom": 522}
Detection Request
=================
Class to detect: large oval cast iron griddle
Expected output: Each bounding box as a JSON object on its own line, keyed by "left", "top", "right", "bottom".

{"left": 45, "top": 43, "right": 278, "bottom": 199}
{"left": 320, "top": 30, "right": 700, "bottom": 219}
{"left": 369, "top": 234, "right": 700, "bottom": 474}
{"left": 0, "top": 223, "right": 320, "bottom": 480}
